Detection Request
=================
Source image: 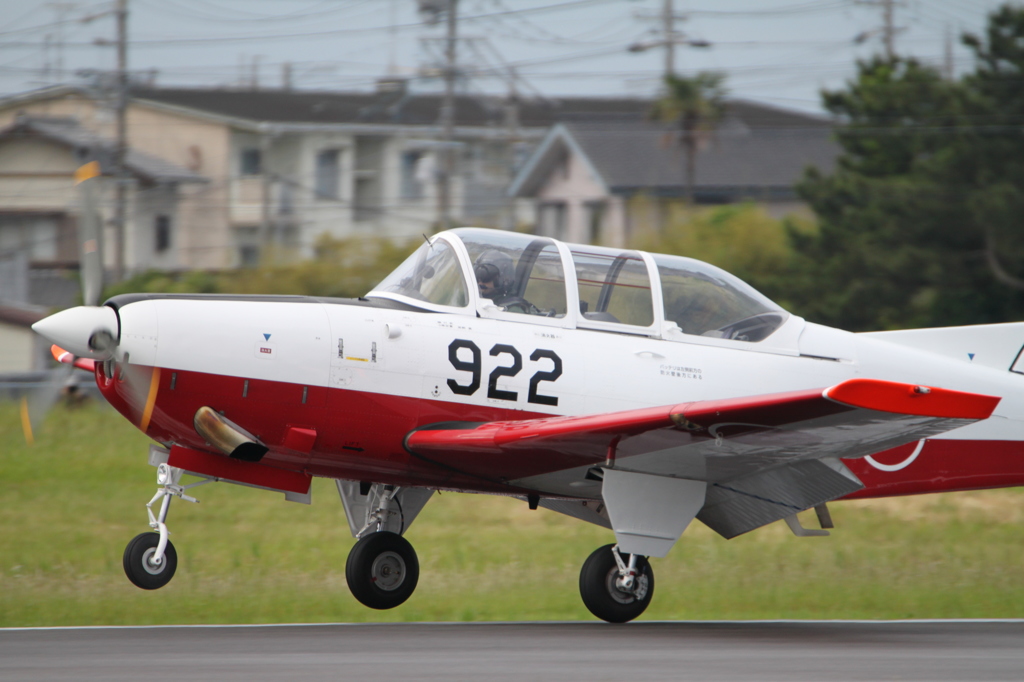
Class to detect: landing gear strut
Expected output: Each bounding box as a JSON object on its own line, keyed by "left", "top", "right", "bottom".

{"left": 123, "top": 463, "right": 205, "bottom": 590}
{"left": 579, "top": 544, "right": 655, "bottom": 623}
{"left": 344, "top": 484, "right": 421, "bottom": 609}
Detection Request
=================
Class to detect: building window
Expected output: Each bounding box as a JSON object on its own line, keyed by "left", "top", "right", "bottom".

{"left": 278, "top": 182, "right": 294, "bottom": 215}
{"left": 585, "top": 201, "right": 605, "bottom": 245}
{"left": 538, "top": 202, "right": 566, "bottom": 240}
{"left": 154, "top": 215, "right": 171, "bottom": 253}
{"left": 400, "top": 150, "right": 424, "bottom": 200}
{"left": 239, "top": 244, "right": 260, "bottom": 267}
{"left": 236, "top": 226, "right": 260, "bottom": 267}
{"left": 315, "top": 149, "right": 340, "bottom": 200}
{"left": 240, "top": 148, "right": 262, "bottom": 176}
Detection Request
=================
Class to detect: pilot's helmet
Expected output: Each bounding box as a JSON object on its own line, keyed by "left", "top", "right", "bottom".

{"left": 474, "top": 250, "right": 516, "bottom": 297}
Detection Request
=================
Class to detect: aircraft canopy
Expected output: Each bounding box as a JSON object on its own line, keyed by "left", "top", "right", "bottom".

{"left": 369, "top": 228, "right": 788, "bottom": 343}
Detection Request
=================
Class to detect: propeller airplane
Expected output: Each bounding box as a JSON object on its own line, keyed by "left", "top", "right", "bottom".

{"left": 23, "top": 166, "right": 1024, "bottom": 622}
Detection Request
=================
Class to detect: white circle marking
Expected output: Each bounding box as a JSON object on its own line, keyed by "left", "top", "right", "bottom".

{"left": 864, "top": 440, "right": 926, "bottom": 472}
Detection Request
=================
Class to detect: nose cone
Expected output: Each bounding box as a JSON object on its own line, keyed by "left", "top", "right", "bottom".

{"left": 32, "top": 305, "right": 119, "bottom": 359}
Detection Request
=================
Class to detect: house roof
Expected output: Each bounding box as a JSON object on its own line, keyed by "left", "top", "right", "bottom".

{"left": 509, "top": 116, "right": 839, "bottom": 199}
{"left": 1, "top": 83, "right": 834, "bottom": 133}
{"left": 129, "top": 87, "right": 669, "bottom": 129}
{"left": 0, "top": 116, "right": 207, "bottom": 184}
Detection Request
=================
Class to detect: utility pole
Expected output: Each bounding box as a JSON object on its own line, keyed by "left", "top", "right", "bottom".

{"left": 943, "top": 25, "right": 954, "bottom": 80}
{"left": 855, "top": 0, "right": 903, "bottom": 60}
{"left": 113, "top": 0, "right": 128, "bottom": 282}
{"left": 882, "top": 0, "right": 894, "bottom": 59}
{"left": 46, "top": 3, "right": 78, "bottom": 84}
{"left": 259, "top": 123, "right": 273, "bottom": 262}
{"left": 662, "top": 0, "right": 675, "bottom": 78}
{"left": 503, "top": 69, "right": 520, "bottom": 232}
{"left": 437, "top": 0, "right": 458, "bottom": 232}
{"left": 628, "top": 0, "right": 709, "bottom": 81}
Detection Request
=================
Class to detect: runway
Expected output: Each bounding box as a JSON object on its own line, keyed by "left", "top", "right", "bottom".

{"left": 2, "top": 620, "right": 1023, "bottom": 681}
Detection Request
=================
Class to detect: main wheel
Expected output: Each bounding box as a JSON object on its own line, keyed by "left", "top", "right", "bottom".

{"left": 123, "top": 532, "right": 177, "bottom": 590}
{"left": 579, "top": 544, "right": 654, "bottom": 623}
{"left": 345, "top": 531, "right": 419, "bottom": 610}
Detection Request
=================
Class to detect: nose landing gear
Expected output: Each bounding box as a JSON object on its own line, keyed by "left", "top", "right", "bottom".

{"left": 123, "top": 463, "right": 205, "bottom": 590}
{"left": 579, "top": 544, "right": 655, "bottom": 623}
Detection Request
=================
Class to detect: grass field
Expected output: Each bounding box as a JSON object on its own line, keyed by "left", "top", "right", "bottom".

{"left": 3, "top": 400, "right": 1024, "bottom": 626}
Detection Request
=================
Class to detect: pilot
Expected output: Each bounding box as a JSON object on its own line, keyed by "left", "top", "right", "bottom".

{"left": 474, "top": 250, "right": 538, "bottom": 315}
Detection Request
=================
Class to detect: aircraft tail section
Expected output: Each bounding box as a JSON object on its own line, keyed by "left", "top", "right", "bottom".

{"left": 861, "top": 322, "right": 1024, "bottom": 374}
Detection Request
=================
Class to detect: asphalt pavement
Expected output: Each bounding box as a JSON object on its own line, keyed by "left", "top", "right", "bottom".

{"left": 2, "top": 620, "right": 1022, "bottom": 681}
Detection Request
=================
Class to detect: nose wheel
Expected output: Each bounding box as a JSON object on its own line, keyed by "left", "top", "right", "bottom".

{"left": 579, "top": 543, "right": 655, "bottom": 623}
{"left": 345, "top": 531, "right": 420, "bottom": 609}
{"left": 124, "top": 532, "right": 178, "bottom": 589}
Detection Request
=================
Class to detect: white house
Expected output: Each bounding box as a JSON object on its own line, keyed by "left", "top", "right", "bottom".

{"left": 509, "top": 101, "right": 839, "bottom": 246}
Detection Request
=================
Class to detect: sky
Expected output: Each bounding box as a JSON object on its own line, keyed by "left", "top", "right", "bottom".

{"left": 0, "top": 0, "right": 1011, "bottom": 114}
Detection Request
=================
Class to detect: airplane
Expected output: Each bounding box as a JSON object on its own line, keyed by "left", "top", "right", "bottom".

{"left": 23, "top": 166, "right": 1024, "bottom": 623}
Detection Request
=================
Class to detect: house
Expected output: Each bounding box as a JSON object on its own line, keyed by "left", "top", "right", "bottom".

{"left": 0, "top": 84, "right": 661, "bottom": 271}
{"left": 0, "top": 114, "right": 206, "bottom": 308}
{"left": 0, "top": 300, "right": 49, "bottom": 371}
{"left": 0, "top": 84, "right": 838, "bottom": 277}
{"left": 508, "top": 101, "right": 839, "bottom": 246}
{"left": 0, "top": 115, "right": 206, "bottom": 289}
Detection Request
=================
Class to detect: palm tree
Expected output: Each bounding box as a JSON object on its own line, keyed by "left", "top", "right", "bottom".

{"left": 652, "top": 72, "right": 727, "bottom": 205}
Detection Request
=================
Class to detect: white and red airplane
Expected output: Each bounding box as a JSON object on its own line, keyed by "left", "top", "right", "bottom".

{"left": 25, "top": 190, "right": 1024, "bottom": 622}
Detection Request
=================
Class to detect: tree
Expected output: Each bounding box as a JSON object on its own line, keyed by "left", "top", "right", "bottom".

{"left": 786, "top": 5, "right": 1024, "bottom": 331}
{"left": 956, "top": 4, "right": 1024, "bottom": 290}
{"left": 651, "top": 72, "right": 727, "bottom": 205}
{"left": 101, "top": 235, "right": 417, "bottom": 301}
{"left": 632, "top": 202, "right": 811, "bottom": 307}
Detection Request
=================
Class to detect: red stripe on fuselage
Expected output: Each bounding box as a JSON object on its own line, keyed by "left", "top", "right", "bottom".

{"left": 95, "top": 364, "right": 1024, "bottom": 498}
{"left": 95, "top": 363, "right": 548, "bottom": 493}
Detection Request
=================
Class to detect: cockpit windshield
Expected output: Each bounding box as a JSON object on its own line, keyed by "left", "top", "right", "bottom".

{"left": 654, "top": 253, "right": 788, "bottom": 342}
{"left": 371, "top": 238, "right": 468, "bottom": 308}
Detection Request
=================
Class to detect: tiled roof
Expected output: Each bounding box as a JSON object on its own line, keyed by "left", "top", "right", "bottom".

{"left": 131, "top": 87, "right": 658, "bottom": 128}
{"left": 569, "top": 122, "right": 838, "bottom": 191}
{"left": 129, "top": 87, "right": 833, "bottom": 131}
{"left": 511, "top": 118, "right": 838, "bottom": 198}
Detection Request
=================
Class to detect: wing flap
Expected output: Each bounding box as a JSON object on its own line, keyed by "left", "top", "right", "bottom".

{"left": 697, "top": 457, "right": 862, "bottom": 539}
{"left": 405, "top": 379, "right": 999, "bottom": 484}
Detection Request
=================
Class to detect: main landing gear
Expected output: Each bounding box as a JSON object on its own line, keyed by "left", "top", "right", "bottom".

{"left": 579, "top": 544, "right": 655, "bottom": 623}
{"left": 123, "top": 463, "right": 205, "bottom": 590}
{"left": 344, "top": 484, "right": 421, "bottom": 609}
{"left": 346, "top": 531, "right": 419, "bottom": 609}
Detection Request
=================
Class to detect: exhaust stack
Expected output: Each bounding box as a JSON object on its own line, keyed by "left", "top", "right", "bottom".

{"left": 193, "top": 406, "right": 268, "bottom": 462}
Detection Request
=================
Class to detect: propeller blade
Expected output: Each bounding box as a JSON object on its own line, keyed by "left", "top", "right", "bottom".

{"left": 20, "top": 364, "right": 75, "bottom": 445}
{"left": 23, "top": 162, "right": 109, "bottom": 444}
{"left": 75, "top": 161, "right": 104, "bottom": 307}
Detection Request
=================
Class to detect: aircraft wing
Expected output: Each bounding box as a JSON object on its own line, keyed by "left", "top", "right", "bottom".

{"left": 406, "top": 379, "right": 999, "bottom": 538}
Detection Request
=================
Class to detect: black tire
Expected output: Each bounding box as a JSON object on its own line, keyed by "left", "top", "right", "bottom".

{"left": 579, "top": 544, "right": 654, "bottom": 623}
{"left": 345, "top": 531, "right": 419, "bottom": 610}
{"left": 123, "top": 532, "right": 177, "bottom": 590}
